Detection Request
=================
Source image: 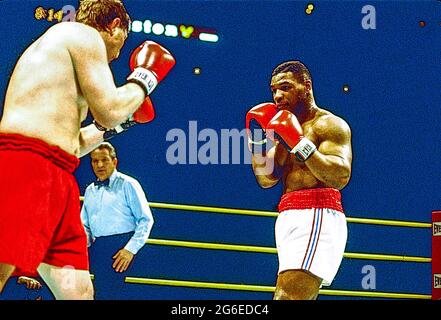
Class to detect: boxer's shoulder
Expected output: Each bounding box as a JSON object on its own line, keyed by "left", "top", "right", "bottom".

{"left": 311, "top": 108, "right": 350, "bottom": 138}
{"left": 55, "top": 23, "right": 106, "bottom": 60}
{"left": 48, "top": 22, "right": 99, "bottom": 36}
{"left": 45, "top": 22, "right": 103, "bottom": 49}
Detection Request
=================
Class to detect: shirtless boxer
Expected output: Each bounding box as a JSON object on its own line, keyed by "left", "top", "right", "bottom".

{"left": 0, "top": 0, "right": 175, "bottom": 299}
{"left": 246, "top": 61, "right": 352, "bottom": 300}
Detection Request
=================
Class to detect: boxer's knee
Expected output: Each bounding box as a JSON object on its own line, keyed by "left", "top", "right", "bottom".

{"left": 54, "top": 276, "right": 94, "bottom": 300}
{"left": 81, "top": 279, "right": 94, "bottom": 300}
{"left": 68, "top": 278, "right": 94, "bottom": 300}
{"left": 37, "top": 263, "right": 94, "bottom": 300}
{"left": 274, "top": 269, "right": 321, "bottom": 300}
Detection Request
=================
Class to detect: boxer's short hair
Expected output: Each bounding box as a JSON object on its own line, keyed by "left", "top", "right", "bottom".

{"left": 76, "top": 0, "right": 131, "bottom": 33}
{"left": 93, "top": 142, "right": 117, "bottom": 159}
{"left": 272, "top": 61, "right": 312, "bottom": 83}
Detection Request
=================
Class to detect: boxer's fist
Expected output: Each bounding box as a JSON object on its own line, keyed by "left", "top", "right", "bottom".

{"left": 266, "top": 110, "right": 317, "bottom": 161}
{"left": 245, "top": 103, "right": 278, "bottom": 153}
{"left": 127, "top": 41, "right": 176, "bottom": 97}
{"left": 95, "top": 97, "right": 155, "bottom": 140}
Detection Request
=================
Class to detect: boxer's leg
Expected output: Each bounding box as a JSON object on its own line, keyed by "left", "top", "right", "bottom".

{"left": 274, "top": 269, "right": 322, "bottom": 300}
{"left": 0, "top": 263, "right": 15, "bottom": 293}
{"left": 274, "top": 207, "right": 326, "bottom": 300}
{"left": 37, "top": 263, "right": 94, "bottom": 300}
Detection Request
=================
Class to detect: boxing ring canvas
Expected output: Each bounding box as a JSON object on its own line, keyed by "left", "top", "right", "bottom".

{"left": 0, "top": 0, "right": 440, "bottom": 300}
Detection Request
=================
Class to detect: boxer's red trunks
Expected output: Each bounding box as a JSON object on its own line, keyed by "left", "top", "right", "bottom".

{"left": 0, "top": 133, "right": 88, "bottom": 275}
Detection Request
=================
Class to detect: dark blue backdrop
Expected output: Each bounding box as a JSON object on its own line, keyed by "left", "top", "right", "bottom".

{"left": 0, "top": 0, "right": 439, "bottom": 300}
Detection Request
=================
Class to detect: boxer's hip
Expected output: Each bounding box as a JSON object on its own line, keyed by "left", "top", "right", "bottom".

{"left": 0, "top": 133, "right": 79, "bottom": 173}
{"left": 278, "top": 187, "right": 344, "bottom": 213}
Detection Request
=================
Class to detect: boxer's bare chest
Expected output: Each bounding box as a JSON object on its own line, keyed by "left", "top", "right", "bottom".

{"left": 282, "top": 117, "right": 325, "bottom": 192}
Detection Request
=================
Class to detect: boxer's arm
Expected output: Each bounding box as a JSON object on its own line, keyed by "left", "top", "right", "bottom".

{"left": 69, "top": 28, "right": 145, "bottom": 128}
{"left": 304, "top": 116, "right": 352, "bottom": 190}
{"left": 78, "top": 123, "right": 104, "bottom": 158}
{"left": 251, "top": 142, "right": 288, "bottom": 188}
{"left": 251, "top": 146, "right": 279, "bottom": 188}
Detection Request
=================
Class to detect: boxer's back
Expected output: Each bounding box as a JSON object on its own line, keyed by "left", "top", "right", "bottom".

{"left": 0, "top": 23, "right": 92, "bottom": 156}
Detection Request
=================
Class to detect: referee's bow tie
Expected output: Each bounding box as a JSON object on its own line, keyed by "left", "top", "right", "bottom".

{"left": 94, "top": 179, "right": 109, "bottom": 187}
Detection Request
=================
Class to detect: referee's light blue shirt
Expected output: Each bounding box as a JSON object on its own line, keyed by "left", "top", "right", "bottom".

{"left": 80, "top": 170, "right": 154, "bottom": 255}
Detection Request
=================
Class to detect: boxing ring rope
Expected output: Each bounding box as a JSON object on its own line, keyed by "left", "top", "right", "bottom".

{"left": 145, "top": 238, "right": 431, "bottom": 263}
{"left": 124, "top": 277, "right": 431, "bottom": 300}
{"left": 80, "top": 197, "right": 431, "bottom": 299}
{"left": 147, "top": 202, "right": 431, "bottom": 228}
{"left": 80, "top": 197, "right": 431, "bottom": 228}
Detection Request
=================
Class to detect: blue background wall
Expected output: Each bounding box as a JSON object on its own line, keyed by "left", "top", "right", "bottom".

{"left": 0, "top": 0, "right": 440, "bottom": 300}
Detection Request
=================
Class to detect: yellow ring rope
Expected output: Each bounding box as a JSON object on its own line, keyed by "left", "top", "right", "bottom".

{"left": 79, "top": 197, "right": 431, "bottom": 228}
{"left": 124, "top": 277, "right": 431, "bottom": 299}
{"left": 146, "top": 238, "right": 431, "bottom": 263}
{"left": 148, "top": 202, "right": 430, "bottom": 228}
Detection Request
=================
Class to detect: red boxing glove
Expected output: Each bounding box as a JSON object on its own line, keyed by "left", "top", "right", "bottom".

{"left": 132, "top": 96, "right": 155, "bottom": 123}
{"left": 266, "top": 110, "right": 317, "bottom": 161}
{"left": 245, "top": 103, "right": 278, "bottom": 153}
{"left": 127, "top": 41, "right": 176, "bottom": 97}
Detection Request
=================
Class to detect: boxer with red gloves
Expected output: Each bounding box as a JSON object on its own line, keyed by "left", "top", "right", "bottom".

{"left": 247, "top": 61, "right": 353, "bottom": 301}
{"left": 94, "top": 40, "right": 176, "bottom": 140}
{"left": 0, "top": 0, "right": 175, "bottom": 299}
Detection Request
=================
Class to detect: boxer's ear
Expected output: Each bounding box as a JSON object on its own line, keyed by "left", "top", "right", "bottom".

{"left": 107, "top": 18, "right": 121, "bottom": 35}
{"left": 304, "top": 79, "right": 312, "bottom": 91}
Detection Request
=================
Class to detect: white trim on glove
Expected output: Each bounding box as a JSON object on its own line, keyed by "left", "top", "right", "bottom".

{"left": 291, "top": 137, "right": 317, "bottom": 161}
{"left": 127, "top": 67, "right": 158, "bottom": 96}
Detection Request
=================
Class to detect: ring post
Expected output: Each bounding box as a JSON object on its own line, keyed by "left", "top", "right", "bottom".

{"left": 432, "top": 211, "right": 441, "bottom": 300}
